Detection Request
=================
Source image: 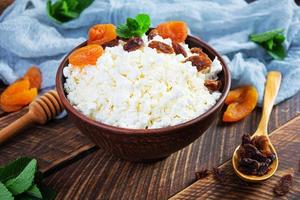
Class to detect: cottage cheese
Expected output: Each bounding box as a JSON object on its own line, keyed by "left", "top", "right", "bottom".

{"left": 64, "top": 35, "right": 222, "bottom": 129}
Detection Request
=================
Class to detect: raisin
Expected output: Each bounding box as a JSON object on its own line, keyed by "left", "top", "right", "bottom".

{"left": 257, "top": 162, "right": 270, "bottom": 176}
{"left": 237, "top": 134, "right": 275, "bottom": 176}
{"left": 148, "top": 41, "right": 174, "bottom": 54}
{"left": 273, "top": 174, "right": 293, "bottom": 196}
{"left": 190, "top": 47, "right": 203, "bottom": 54}
{"left": 172, "top": 42, "right": 187, "bottom": 57}
{"left": 148, "top": 29, "right": 158, "bottom": 41}
{"left": 251, "top": 135, "right": 273, "bottom": 156}
{"left": 123, "top": 37, "right": 144, "bottom": 52}
{"left": 195, "top": 169, "right": 210, "bottom": 180}
{"left": 242, "top": 144, "right": 268, "bottom": 162}
{"left": 238, "top": 158, "right": 260, "bottom": 175}
{"left": 102, "top": 38, "right": 119, "bottom": 49}
{"left": 204, "top": 80, "right": 221, "bottom": 91}
{"left": 242, "top": 134, "right": 252, "bottom": 145}
{"left": 184, "top": 55, "right": 211, "bottom": 72}
{"left": 212, "top": 167, "right": 225, "bottom": 183}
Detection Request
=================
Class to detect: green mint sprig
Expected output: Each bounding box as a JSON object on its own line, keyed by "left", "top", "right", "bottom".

{"left": 46, "top": 0, "right": 94, "bottom": 23}
{"left": 0, "top": 157, "right": 56, "bottom": 200}
{"left": 117, "top": 14, "right": 151, "bottom": 39}
{"left": 249, "top": 28, "right": 286, "bottom": 60}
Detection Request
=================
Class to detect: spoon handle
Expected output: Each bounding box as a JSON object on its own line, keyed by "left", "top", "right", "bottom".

{"left": 256, "top": 71, "right": 282, "bottom": 135}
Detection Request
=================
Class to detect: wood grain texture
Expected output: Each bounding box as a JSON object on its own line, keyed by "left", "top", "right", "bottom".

{"left": 0, "top": 109, "right": 95, "bottom": 173}
{"left": 43, "top": 92, "right": 300, "bottom": 200}
{"left": 171, "top": 116, "right": 300, "bottom": 200}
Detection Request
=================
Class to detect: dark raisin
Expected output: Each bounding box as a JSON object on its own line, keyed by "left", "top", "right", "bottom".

{"left": 212, "top": 167, "right": 225, "bottom": 183}
{"left": 190, "top": 47, "right": 203, "bottom": 54}
{"left": 204, "top": 80, "right": 221, "bottom": 91}
{"left": 251, "top": 135, "right": 273, "bottom": 156}
{"left": 274, "top": 174, "right": 293, "bottom": 196}
{"left": 123, "top": 37, "right": 144, "bottom": 52}
{"left": 257, "top": 162, "right": 270, "bottom": 176}
{"left": 242, "top": 134, "right": 252, "bottom": 145}
{"left": 172, "top": 42, "right": 187, "bottom": 57}
{"left": 268, "top": 154, "right": 277, "bottom": 162}
{"left": 148, "top": 41, "right": 174, "bottom": 54}
{"left": 242, "top": 144, "right": 268, "bottom": 162}
{"left": 195, "top": 169, "right": 210, "bottom": 180}
{"left": 238, "top": 158, "right": 260, "bottom": 175}
{"left": 102, "top": 38, "right": 119, "bottom": 49}
{"left": 184, "top": 55, "right": 211, "bottom": 72}
{"left": 148, "top": 29, "right": 158, "bottom": 41}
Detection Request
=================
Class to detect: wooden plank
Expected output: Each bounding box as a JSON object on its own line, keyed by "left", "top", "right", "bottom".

{"left": 0, "top": 109, "right": 95, "bottom": 173}
{"left": 170, "top": 116, "right": 300, "bottom": 200}
{"left": 43, "top": 93, "right": 300, "bottom": 200}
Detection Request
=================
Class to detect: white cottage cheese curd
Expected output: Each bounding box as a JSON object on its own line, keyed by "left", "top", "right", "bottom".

{"left": 64, "top": 35, "right": 222, "bottom": 129}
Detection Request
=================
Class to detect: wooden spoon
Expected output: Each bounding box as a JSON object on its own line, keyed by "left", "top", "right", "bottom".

{"left": 0, "top": 90, "right": 63, "bottom": 145}
{"left": 232, "top": 71, "right": 281, "bottom": 182}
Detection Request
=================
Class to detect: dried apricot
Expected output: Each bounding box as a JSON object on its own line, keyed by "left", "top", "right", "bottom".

{"left": 8, "top": 88, "right": 37, "bottom": 106}
{"left": 223, "top": 86, "right": 258, "bottom": 122}
{"left": 157, "top": 21, "right": 188, "bottom": 43}
{"left": 0, "top": 79, "right": 38, "bottom": 112}
{"left": 69, "top": 44, "right": 103, "bottom": 67}
{"left": 23, "top": 66, "right": 42, "bottom": 89}
{"left": 0, "top": 104, "right": 22, "bottom": 113}
{"left": 88, "top": 24, "right": 117, "bottom": 45}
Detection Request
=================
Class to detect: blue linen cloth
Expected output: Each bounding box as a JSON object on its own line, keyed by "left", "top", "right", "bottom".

{"left": 0, "top": 0, "right": 299, "bottom": 105}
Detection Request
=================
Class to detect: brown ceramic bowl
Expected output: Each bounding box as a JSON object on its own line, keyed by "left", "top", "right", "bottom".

{"left": 56, "top": 35, "right": 231, "bottom": 162}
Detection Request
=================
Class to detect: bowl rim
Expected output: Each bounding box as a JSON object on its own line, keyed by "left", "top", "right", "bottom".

{"left": 56, "top": 35, "right": 231, "bottom": 135}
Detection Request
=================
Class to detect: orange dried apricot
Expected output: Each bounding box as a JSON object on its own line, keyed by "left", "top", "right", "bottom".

{"left": 0, "top": 104, "right": 22, "bottom": 113}
{"left": 157, "top": 21, "right": 188, "bottom": 43}
{"left": 88, "top": 24, "right": 117, "bottom": 45}
{"left": 69, "top": 44, "right": 103, "bottom": 67}
{"left": 23, "top": 66, "right": 42, "bottom": 89}
{"left": 223, "top": 86, "right": 258, "bottom": 122}
{"left": 8, "top": 88, "right": 37, "bottom": 106}
{"left": 0, "top": 67, "right": 42, "bottom": 113}
{"left": 0, "top": 79, "right": 38, "bottom": 112}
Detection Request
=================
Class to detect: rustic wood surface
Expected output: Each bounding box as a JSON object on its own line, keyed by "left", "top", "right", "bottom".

{"left": 0, "top": 1, "right": 300, "bottom": 198}
{"left": 171, "top": 116, "right": 300, "bottom": 200}
{"left": 42, "top": 92, "right": 300, "bottom": 199}
{"left": 0, "top": 110, "right": 95, "bottom": 173}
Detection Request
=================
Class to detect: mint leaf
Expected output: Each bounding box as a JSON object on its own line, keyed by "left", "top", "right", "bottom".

{"left": 266, "top": 39, "right": 273, "bottom": 50}
{"left": 127, "top": 18, "right": 139, "bottom": 30}
{"left": 117, "top": 13, "right": 151, "bottom": 38}
{"left": 116, "top": 25, "right": 131, "bottom": 38}
{"left": 136, "top": 14, "right": 151, "bottom": 33}
{"left": 5, "top": 159, "right": 37, "bottom": 195}
{"left": 267, "top": 44, "right": 286, "bottom": 60}
{"left": 0, "top": 157, "right": 32, "bottom": 182}
{"left": 249, "top": 29, "right": 284, "bottom": 43}
{"left": 25, "top": 184, "right": 42, "bottom": 199}
{"left": 47, "top": 0, "right": 94, "bottom": 23}
{"left": 0, "top": 181, "right": 13, "bottom": 200}
{"left": 249, "top": 28, "right": 286, "bottom": 60}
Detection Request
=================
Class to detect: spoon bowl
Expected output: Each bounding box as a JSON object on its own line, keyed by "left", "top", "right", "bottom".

{"left": 232, "top": 139, "right": 278, "bottom": 182}
{"left": 232, "top": 71, "right": 281, "bottom": 182}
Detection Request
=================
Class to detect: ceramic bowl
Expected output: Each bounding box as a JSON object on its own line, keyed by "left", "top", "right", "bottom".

{"left": 56, "top": 35, "right": 231, "bottom": 162}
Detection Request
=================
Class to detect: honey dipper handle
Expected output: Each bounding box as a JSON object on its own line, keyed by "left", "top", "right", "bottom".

{"left": 0, "top": 112, "right": 35, "bottom": 145}
{"left": 256, "top": 71, "right": 282, "bottom": 135}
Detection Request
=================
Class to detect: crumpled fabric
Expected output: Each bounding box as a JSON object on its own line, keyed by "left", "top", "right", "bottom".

{"left": 0, "top": 0, "right": 299, "bottom": 104}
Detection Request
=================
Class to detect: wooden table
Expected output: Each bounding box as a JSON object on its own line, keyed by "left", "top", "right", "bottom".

{"left": 0, "top": 80, "right": 299, "bottom": 199}
{"left": 0, "top": 1, "right": 300, "bottom": 199}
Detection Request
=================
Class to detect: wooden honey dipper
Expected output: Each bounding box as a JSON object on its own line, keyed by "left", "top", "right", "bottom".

{"left": 0, "top": 90, "right": 64, "bottom": 144}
